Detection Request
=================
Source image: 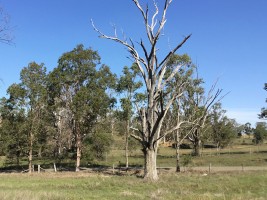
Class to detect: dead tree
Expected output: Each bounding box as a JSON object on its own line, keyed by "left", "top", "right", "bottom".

{"left": 92, "top": 0, "right": 191, "bottom": 181}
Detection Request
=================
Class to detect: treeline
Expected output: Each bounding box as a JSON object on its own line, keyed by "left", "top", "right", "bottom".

{"left": 0, "top": 44, "right": 260, "bottom": 172}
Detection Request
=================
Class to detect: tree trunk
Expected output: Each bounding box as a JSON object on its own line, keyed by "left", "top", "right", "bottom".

{"left": 175, "top": 129, "right": 180, "bottom": 172}
{"left": 28, "top": 132, "right": 33, "bottom": 173}
{"left": 192, "top": 138, "right": 201, "bottom": 156}
{"left": 191, "top": 128, "right": 201, "bottom": 157}
{"left": 38, "top": 146, "right": 42, "bottom": 158}
{"left": 125, "top": 119, "right": 129, "bottom": 168}
{"left": 76, "top": 133, "right": 81, "bottom": 172}
{"left": 143, "top": 147, "right": 158, "bottom": 181}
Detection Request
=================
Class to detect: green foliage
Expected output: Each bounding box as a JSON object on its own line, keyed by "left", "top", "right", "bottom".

{"left": 116, "top": 65, "right": 143, "bottom": 121}
{"left": 209, "top": 103, "right": 236, "bottom": 148}
{"left": 254, "top": 122, "right": 267, "bottom": 144}
{"left": 83, "top": 131, "right": 113, "bottom": 161}
{"left": 0, "top": 97, "right": 28, "bottom": 164}
{"left": 0, "top": 62, "right": 50, "bottom": 167}
{"left": 244, "top": 122, "right": 253, "bottom": 136}
{"left": 48, "top": 44, "right": 116, "bottom": 168}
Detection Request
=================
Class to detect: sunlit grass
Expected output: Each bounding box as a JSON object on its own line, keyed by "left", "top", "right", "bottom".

{"left": 98, "top": 141, "right": 267, "bottom": 168}
{"left": 0, "top": 171, "right": 266, "bottom": 199}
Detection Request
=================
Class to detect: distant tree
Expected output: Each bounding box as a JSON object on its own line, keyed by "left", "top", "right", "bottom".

{"left": 162, "top": 53, "right": 194, "bottom": 172}
{"left": 48, "top": 44, "right": 116, "bottom": 171}
{"left": 254, "top": 122, "right": 267, "bottom": 144}
{"left": 209, "top": 103, "right": 236, "bottom": 149}
{"left": 259, "top": 83, "right": 267, "bottom": 119}
{"left": 7, "top": 62, "right": 48, "bottom": 173}
{"left": 181, "top": 78, "right": 223, "bottom": 156}
{"left": 244, "top": 122, "right": 253, "bottom": 138}
{"left": 116, "top": 64, "right": 142, "bottom": 168}
{"left": 0, "top": 6, "right": 13, "bottom": 44}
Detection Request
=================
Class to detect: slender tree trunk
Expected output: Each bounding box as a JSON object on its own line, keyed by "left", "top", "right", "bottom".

{"left": 28, "top": 132, "right": 33, "bottom": 173}
{"left": 143, "top": 146, "right": 158, "bottom": 181}
{"left": 75, "top": 120, "right": 82, "bottom": 172}
{"left": 191, "top": 129, "right": 201, "bottom": 156}
{"left": 76, "top": 132, "right": 82, "bottom": 172}
{"left": 176, "top": 98, "right": 181, "bottom": 172}
{"left": 176, "top": 129, "right": 180, "bottom": 172}
{"left": 38, "top": 146, "right": 42, "bottom": 158}
{"left": 125, "top": 119, "right": 129, "bottom": 168}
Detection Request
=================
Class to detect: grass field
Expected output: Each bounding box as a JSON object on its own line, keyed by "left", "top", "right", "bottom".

{"left": 0, "top": 138, "right": 267, "bottom": 199}
{"left": 0, "top": 171, "right": 266, "bottom": 200}
{"left": 96, "top": 139, "right": 267, "bottom": 168}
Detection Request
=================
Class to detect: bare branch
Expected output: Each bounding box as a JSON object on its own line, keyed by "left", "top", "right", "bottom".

{"left": 151, "top": 0, "right": 159, "bottom": 32}
{"left": 158, "top": 34, "right": 191, "bottom": 69}
{"left": 130, "top": 133, "right": 143, "bottom": 143}
{"left": 132, "top": 0, "right": 153, "bottom": 43}
{"left": 91, "top": 19, "right": 148, "bottom": 80}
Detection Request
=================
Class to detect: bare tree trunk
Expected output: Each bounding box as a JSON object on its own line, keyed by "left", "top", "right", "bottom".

{"left": 28, "top": 132, "right": 33, "bottom": 173}
{"left": 176, "top": 97, "right": 181, "bottom": 172}
{"left": 176, "top": 129, "right": 181, "bottom": 172}
{"left": 125, "top": 119, "right": 129, "bottom": 168}
{"left": 75, "top": 121, "right": 82, "bottom": 172}
{"left": 143, "top": 147, "right": 158, "bottom": 180}
{"left": 76, "top": 132, "right": 81, "bottom": 172}
{"left": 38, "top": 146, "right": 42, "bottom": 158}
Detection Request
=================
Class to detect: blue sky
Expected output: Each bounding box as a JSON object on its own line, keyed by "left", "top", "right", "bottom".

{"left": 0, "top": 0, "right": 266, "bottom": 126}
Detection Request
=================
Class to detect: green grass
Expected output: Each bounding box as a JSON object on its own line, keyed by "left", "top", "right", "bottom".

{"left": 97, "top": 143, "right": 267, "bottom": 168}
{"left": 0, "top": 171, "right": 266, "bottom": 199}
{"left": 0, "top": 138, "right": 267, "bottom": 199}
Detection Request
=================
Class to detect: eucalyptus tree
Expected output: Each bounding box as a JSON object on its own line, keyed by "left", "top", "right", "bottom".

{"left": 254, "top": 122, "right": 267, "bottom": 144}
{"left": 5, "top": 62, "right": 48, "bottom": 172}
{"left": 181, "top": 78, "right": 223, "bottom": 156}
{"left": 0, "top": 94, "right": 28, "bottom": 166}
{"left": 209, "top": 103, "right": 236, "bottom": 150}
{"left": 163, "top": 53, "right": 194, "bottom": 172}
{"left": 244, "top": 122, "right": 253, "bottom": 138}
{"left": 116, "top": 64, "right": 142, "bottom": 168}
{"left": 48, "top": 44, "right": 116, "bottom": 171}
{"left": 92, "top": 0, "right": 191, "bottom": 181}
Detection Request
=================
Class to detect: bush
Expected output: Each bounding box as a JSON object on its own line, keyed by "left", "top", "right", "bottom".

{"left": 83, "top": 131, "right": 113, "bottom": 161}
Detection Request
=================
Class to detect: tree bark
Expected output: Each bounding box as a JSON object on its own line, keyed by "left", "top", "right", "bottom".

{"left": 175, "top": 129, "right": 181, "bottom": 172}
{"left": 75, "top": 121, "right": 82, "bottom": 172}
{"left": 28, "top": 132, "right": 33, "bottom": 173}
{"left": 125, "top": 119, "right": 129, "bottom": 168}
{"left": 192, "top": 136, "right": 201, "bottom": 156}
{"left": 143, "top": 147, "right": 158, "bottom": 181}
{"left": 76, "top": 133, "right": 81, "bottom": 172}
